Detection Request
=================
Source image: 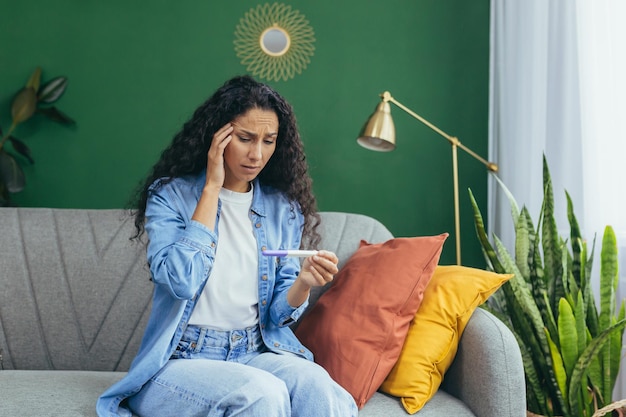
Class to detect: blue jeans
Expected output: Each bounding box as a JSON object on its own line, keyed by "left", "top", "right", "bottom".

{"left": 127, "top": 325, "right": 357, "bottom": 417}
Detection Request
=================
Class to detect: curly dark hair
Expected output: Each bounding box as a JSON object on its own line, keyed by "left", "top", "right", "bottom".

{"left": 129, "top": 75, "right": 321, "bottom": 248}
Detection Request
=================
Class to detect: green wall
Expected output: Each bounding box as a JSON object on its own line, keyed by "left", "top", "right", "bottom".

{"left": 0, "top": 0, "right": 490, "bottom": 266}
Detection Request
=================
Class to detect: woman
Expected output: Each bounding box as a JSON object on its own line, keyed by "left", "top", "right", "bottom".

{"left": 97, "top": 75, "right": 358, "bottom": 417}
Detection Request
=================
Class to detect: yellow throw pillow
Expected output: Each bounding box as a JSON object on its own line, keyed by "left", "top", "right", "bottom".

{"left": 379, "top": 265, "right": 512, "bottom": 414}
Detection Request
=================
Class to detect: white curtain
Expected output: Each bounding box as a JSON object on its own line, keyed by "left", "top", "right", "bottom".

{"left": 488, "top": 0, "right": 626, "bottom": 399}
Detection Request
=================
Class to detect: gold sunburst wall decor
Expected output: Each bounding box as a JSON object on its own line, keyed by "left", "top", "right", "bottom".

{"left": 234, "top": 3, "right": 316, "bottom": 82}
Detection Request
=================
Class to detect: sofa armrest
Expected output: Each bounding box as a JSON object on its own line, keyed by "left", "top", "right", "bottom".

{"left": 441, "top": 307, "right": 526, "bottom": 417}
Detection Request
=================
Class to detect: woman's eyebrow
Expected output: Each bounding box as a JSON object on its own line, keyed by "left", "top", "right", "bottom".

{"left": 231, "top": 121, "right": 278, "bottom": 137}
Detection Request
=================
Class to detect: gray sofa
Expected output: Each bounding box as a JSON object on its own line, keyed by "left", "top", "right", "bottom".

{"left": 0, "top": 207, "right": 526, "bottom": 416}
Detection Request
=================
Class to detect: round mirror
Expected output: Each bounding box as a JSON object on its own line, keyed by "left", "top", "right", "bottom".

{"left": 234, "top": 3, "right": 315, "bottom": 81}
{"left": 260, "top": 27, "right": 291, "bottom": 57}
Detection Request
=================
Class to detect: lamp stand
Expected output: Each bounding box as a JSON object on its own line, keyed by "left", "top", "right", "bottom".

{"left": 452, "top": 142, "right": 461, "bottom": 266}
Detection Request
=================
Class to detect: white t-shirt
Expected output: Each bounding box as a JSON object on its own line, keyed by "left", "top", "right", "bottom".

{"left": 189, "top": 185, "right": 259, "bottom": 329}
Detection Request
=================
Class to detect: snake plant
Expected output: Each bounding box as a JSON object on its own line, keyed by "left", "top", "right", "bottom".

{"left": 469, "top": 155, "right": 625, "bottom": 417}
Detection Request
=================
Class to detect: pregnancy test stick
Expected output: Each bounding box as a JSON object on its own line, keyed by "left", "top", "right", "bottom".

{"left": 262, "top": 250, "right": 319, "bottom": 257}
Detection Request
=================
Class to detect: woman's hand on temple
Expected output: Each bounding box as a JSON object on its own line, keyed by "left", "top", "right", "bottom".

{"left": 192, "top": 123, "right": 233, "bottom": 230}
{"left": 205, "top": 123, "right": 234, "bottom": 189}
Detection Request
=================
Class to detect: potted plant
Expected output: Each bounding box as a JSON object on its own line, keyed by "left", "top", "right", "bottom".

{"left": 469, "top": 155, "right": 626, "bottom": 417}
{"left": 0, "top": 66, "right": 74, "bottom": 205}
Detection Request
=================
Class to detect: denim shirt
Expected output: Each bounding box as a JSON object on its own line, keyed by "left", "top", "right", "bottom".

{"left": 96, "top": 173, "right": 311, "bottom": 417}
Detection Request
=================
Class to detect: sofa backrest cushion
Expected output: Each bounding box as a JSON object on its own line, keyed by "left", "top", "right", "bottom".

{"left": 0, "top": 208, "right": 392, "bottom": 371}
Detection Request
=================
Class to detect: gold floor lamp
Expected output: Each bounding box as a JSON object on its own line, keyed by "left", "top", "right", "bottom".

{"left": 357, "top": 91, "right": 498, "bottom": 266}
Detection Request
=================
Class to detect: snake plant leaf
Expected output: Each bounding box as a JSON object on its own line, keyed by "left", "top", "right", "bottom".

{"left": 8, "top": 137, "right": 34, "bottom": 164}
{"left": 586, "top": 234, "right": 596, "bottom": 284}
{"left": 36, "top": 106, "right": 76, "bottom": 125}
{"left": 566, "top": 192, "right": 584, "bottom": 289}
{"left": 469, "top": 189, "right": 502, "bottom": 272}
{"left": 597, "top": 226, "right": 619, "bottom": 400}
{"left": 609, "top": 302, "right": 626, "bottom": 390}
{"left": 568, "top": 317, "right": 626, "bottom": 413}
{"left": 541, "top": 291, "right": 559, "bottom": 352}
{"left": 11, "top": 87, "right": 38, "bottom": 125}
{"left": 542, "top": 156, "right": 565, "bottom": 311}
{"left": 546, "top": 328, "right": 569, "bottom": 412}
{"left": 574, "top": 292, "right": 586, "bottom": 358}
{"left": 557, "top": 298, "right": 578, "bottom": 378}
{"left": 494, "top": 236, "right": 544, "bottom": 330}
{"left": 515, "top": 209, "right": 532, "bottom": 281}
{"left": 562, "top": 248, "right": 576, "bottom": 305}
{"left": 25, "top": 66, "right": 42, "bottom": 91}
{"left": 38, "top": 76, "right": 68, "bottom": 104}
{"left": 508, "top": 296, "right": 555, "bottom": 415}
{"left": 515, "top": 330, "right": 550, "bottom": 416}
{"left": 494, "top": 236, "right": 568, "bottom": 414}
{"left": 0, "top": 150, "right": 26, "bottom": 193}
{"left": 600, "top": 225, "right": 618, "bottom": 329}
{"left": 530, "top": 206, "right": 547, "bottom": 290}
{"left": 493, "top": 173, "right": 521, "bottom": 228}
{"left": 586, "top": 331, "right": 603, "bottom": 406}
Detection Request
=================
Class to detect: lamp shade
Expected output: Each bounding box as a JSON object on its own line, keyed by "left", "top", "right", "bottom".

{"left": 357, "top": 100, "right": 396, "bottom": 152}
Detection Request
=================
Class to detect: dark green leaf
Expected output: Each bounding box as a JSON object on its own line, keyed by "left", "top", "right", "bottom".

{"left": 0, "top": 181, "right": 10, "bottom": 206}
{"left": 36, "top": 106, "right": 76, "bottom": 125}
{"left": 11, "top": 87, "right": 38, "bottom": 124}
{"left": 38, "top": 76, "right": 68, "bottom": 103}
{"left": 8, "top": 137, "right": 34, "bottom": 164}
{"left": 0, "top": 150, "right": 26, "bottom": 193}
{"left": 26, "top": 67, "right": 42, "bottom": 91}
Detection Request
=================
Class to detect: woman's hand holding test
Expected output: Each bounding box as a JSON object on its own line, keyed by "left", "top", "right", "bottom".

{"left": 287, "top": 250, "right": 338, "bottom": 307}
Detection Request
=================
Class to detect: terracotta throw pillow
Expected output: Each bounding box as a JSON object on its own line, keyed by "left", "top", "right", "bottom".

{"left": 295, "top": 234, "right": 448, "bottom": 409}
{"left": 379, "top": 265, "right": 513, "bottom": 414}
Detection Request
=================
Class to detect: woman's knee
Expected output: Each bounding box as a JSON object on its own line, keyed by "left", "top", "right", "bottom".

{"left": 228, "top": 370, "right": 291, "bottom": 412}
{"left": 248, "top": 354, "right": 357, "bottom": 416}
{"left": 129, "top": 360, "right": 291, "bottom": 417}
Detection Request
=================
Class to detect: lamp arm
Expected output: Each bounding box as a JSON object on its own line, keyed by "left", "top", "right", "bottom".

{"left": 384, "top": 92, "right": 498, "bottom": 173}
{"left": 380, "top": 91, "right": 497, "bottom": 265}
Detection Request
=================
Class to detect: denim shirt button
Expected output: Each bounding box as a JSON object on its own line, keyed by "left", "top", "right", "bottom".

{"left": 274, "top": 342, "right": 280, "bottom": 347}
{"left": 262, "top": 275, "right": 268, "bottom": 281}
{"left": 262, "top": 300, "right": 267, "bottom": 306}
{"left": 210, "top": 242, "right": 216, "bottom": 248}
{"left": 255, "top": 223, "right": 261, "bottom": 228}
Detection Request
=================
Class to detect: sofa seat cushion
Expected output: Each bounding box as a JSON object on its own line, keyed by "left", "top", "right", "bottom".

{"left": 0, "top": 370, "right": 129, "bottom": 417}
{"left": 359, "top": 390, "right": 475, "bottom": 416}
{"left": 0, "top": 370, "right": 475, "bottom": 417}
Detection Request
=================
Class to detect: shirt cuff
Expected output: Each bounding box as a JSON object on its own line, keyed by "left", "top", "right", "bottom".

{"left": 180, "top": 220, "right": 218, "bottom": 253}
{"left": 275, "top": 291, "right": 310, "bottom": 327}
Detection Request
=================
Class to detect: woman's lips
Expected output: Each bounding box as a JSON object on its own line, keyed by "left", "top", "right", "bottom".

{"left": 242, "top": 165, "right": 260, "bottom": 173}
